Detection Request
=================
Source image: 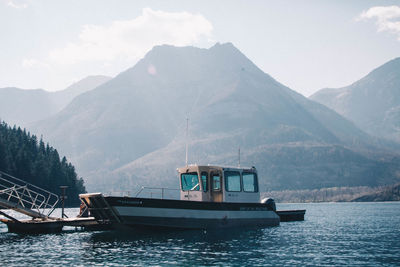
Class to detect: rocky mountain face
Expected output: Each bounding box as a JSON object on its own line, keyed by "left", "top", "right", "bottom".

{"left": 0, "top": 75, "right": 111, "bottom": 128}
{"left": 30, "top": 43, "right": 400, "bottom": 192}
{"left": 310, "top": 58, "right": 400, "bottom": 143}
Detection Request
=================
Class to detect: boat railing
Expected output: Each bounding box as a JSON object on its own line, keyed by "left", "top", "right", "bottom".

{"left": 103, "top": 191, "right": 134, "bottom": 197}
{"left": 104, "top": 187, "right": 198, "bottom": 201}
{"left": 134, "top": 187, "right": 180, "bottom": 200}
{"left": 104, "top": 188, "right": 180, "bottom": 199}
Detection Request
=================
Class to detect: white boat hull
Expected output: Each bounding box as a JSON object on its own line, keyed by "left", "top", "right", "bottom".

{"left": 114, "top": 206, "right": 280, "bottom": 229}
{"left": 80, "top": 194, "right": 280, "bottom": 229}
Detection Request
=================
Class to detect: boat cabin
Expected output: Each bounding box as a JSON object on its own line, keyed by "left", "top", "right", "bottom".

{"left": 177, "top": 165, "right": 260, "bottom": 203}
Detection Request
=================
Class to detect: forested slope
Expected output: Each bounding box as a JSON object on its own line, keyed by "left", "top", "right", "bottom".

{"left": 0, "top": 121, "right": 86, "bottom": 206}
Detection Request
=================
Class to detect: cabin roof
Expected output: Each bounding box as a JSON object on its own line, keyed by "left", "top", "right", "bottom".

{"left": 177, "top": 165, "right": 256, "bottom": 174}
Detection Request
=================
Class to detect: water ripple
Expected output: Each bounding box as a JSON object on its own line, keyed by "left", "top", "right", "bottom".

{"left": 0, "top": 202, "right": 399, "bottom": 266}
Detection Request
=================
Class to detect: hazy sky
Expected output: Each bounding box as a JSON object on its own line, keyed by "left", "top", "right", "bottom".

{"left": 1, "top": 0, "right": 399, "bottom": 96}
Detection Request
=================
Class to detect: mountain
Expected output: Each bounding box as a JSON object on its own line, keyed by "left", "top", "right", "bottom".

{"left": 0, "top": 75, "right": 111, "bottom": 128}
{"left": 49, "top": 75, "right": 112, "bottom": 113}
{"left": 310, "top": 58, "right": 400, "bottom": 143}
{"left": 31, "top": 43, "right": 400, "bottom": 192}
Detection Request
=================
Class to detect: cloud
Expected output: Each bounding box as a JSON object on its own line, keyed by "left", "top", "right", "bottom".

{"left": 22, "top": 58, "right": 49, "bottom": 69}
{"left": 6, "top": 0, "right": 28, "bottom": 8}
{"left": 357, "top": 5, "right": 400, "bottom": 41}
{"left": 48, "top": 8, "right": 213, "bottom": 65}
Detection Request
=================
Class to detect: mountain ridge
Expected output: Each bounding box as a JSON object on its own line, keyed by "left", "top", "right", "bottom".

{"left": 0, "top": 75, "right": 112, "bottom": 128}
{"left": 310, "top": 57, "right": 400, "bottom": 143}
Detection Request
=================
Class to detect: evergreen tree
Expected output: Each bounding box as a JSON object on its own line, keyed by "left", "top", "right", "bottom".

{"left": 0, "top": 120, "right": 86, "bottom": 206}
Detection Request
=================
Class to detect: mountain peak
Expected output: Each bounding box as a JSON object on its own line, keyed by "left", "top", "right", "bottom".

{"left": 147, "top": 42, "right": 237, "bottom": 53}
{"left": 311, "top": 57, "right": 400, "bottom": 143}
{"left": 366, "top": 57, "right": 400, "bottom": 79}
{"left": 209, "top": 42, "right": 247, "bottom": 58}
{"left": 60, "top": 75, "right": 112, "bottom": 94}
{"left": 135, "top": 42, "right": 263, "bottom": 83}
{"left": 145, "top": 44, "right": 203, "bottom": 57}
{"left": 144, "top": 42, "right": 244, "bottom": 61}
{"left": 210, "top": 42, "right": 235, "bottom": 49}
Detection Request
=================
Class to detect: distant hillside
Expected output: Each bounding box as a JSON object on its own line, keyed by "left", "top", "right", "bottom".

{"left": 352, "top": 183, "right": 400, "bottom": 202}
{"left": 50, "top": 75, "right": 112, "bottom": 112}
{"left": 263, "top": 186, "right": 380, "bottom": 203}
{"left": 0, "top": 75, "right": 111, "bottom": 128}
{"left": 31, "top": 43, "right": 400, "bottom": 192}
{"left": 310, "top": 58, "right": 400, "bottom": 143}
{"left": 0, "top": 121, "right": 86, "bottom": 206}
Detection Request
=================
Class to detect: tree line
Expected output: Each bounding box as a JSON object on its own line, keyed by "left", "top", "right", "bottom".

{"left": 263, "top": 184, "right": 400, "bottom": 203}
{"left": 0, "top": 120, "right": 86, "bottom": 206}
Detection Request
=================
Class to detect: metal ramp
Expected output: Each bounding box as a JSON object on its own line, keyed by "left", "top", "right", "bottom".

{"left": 79, "top": 193, "right": 121, "bottom": 225}
{"left": 0, "top": 170, "right": 59, "bottom": 220}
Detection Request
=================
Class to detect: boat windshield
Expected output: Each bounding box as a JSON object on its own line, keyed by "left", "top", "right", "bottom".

{"left": 225, "top": 171, "right": 241, "bottom": 192}
{"left": 242, "top": 172, "right": 258, "bottom": 192}
{"left": 181, "top": 172, "right": 200, "bottom": 191}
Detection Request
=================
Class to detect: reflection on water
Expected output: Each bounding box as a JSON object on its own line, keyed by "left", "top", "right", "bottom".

{"left": 0, "top": 202, "right": 399, "bottom": 266}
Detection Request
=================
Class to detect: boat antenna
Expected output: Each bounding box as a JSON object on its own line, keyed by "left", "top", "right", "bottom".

{"left": 185, "top": 117, "right": 189, "bottom": 166}
{"left": 238, "top": 147, "right": 241, "bottom": 167}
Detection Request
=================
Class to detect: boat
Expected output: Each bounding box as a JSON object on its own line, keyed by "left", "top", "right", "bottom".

{"left": 80, "top": 165, "right": 304, "bottom": 230}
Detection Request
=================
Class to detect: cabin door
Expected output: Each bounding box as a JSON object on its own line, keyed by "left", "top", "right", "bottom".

{"left": 210, "top": 171, "right": 223, "bottom": 202}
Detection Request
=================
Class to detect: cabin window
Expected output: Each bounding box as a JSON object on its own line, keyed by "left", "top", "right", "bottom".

{"left": 212, "top": 174, "right": 221, "bottom": 191}
{"left": 201, "top": 172, "right": 208, "bottom": 192}
{"left": 242, "top": 172, "right": 258, "bottom": 192}
{"left": 181, "top": 172, "right": 200, "bottom": 191}
{"left": 224, "top": 171, "right": 241, "bottom": 192}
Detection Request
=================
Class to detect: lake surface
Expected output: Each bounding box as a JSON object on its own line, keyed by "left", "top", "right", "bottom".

{"left": 1, "top": 202, "right": 399, "bottom": 266}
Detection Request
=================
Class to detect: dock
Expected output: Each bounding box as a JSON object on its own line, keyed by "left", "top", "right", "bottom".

{"left": 276, "top": 210, "right": 306, "bottom": 222}
{"left": 0, "top": 170, "right": 110, "bottom": 233}
{"left": 0, "top": 217, "right": 105, "bottom": 234}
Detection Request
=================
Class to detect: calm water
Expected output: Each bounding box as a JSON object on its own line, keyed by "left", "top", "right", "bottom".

{"left": 1, "top": 202, "right": 399, "bottom": 266}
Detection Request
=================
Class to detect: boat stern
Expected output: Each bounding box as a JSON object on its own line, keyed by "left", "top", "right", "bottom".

{"left": 79, "top": 193, "right": 121, "bottom": 225}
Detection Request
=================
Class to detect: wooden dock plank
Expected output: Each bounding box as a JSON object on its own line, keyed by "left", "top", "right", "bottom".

{"left": 0, "top": 216, "right": 105, "bottom": 234}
